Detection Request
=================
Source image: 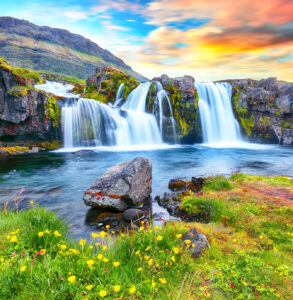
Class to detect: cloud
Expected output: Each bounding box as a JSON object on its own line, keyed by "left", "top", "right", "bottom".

{"left": 101, "top": 20, "right": 130, "bottom": 32}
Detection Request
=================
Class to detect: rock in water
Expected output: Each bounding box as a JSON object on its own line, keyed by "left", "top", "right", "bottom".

{"left": 83, "top": 157, "right": 152, "bottom": 211}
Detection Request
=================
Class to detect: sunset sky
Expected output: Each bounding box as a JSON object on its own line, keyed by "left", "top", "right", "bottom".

{"left": 0, "top": 0, "right": 292, "bottom": 81}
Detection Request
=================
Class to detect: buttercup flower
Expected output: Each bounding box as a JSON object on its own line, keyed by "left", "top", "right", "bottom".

{"left": 99, "top": 290, "right": 107, "bottom": 298}
{"left": 138, "top": 267, "right": 142, "bottom": 272}
{"left": 86, "top": 260, "right": 94, "bottom": 267}
{"left": 129, "top": 286, "right": 136, "bottom": 294}
{"left": 113, "top": 261, "right": 120, "bottom": 267}
{"left": 38, "top": 232, "right": 44, "bottom": 237}
{"left": 184, "top": 239, "right": 191, "bottom": 245}
{"left": 54, "top": 230, "right": 61, "bottom": 237}
{"left": 102, "top": 258, "right": 109, "bottom": 263}
{"left": 20, "top": 266, "right": 27, "bottom": 272}
{"left": 100, "top": 231, "right": 106, "bottom": 239}
{"left": 159, "top": 278, "right": 167, "bottom": 284}
{"left": 68, "top": 275, "right": 76, "bottom": 283}
{"left": 44, "top": 230, "right": 50, "bottom": 234}
{"left": 171, "top": 256, "right": 175, "bottom": 262}
{"left": 173, "top": 247, "right": 179, "bottom": 254}
{"left": 105, "top": 225, "right": 110, "bottom": 229}
{"left": 86, "top": 285, "right": 93, "bottom": 291}
{"left": 60, "top": 244, "right": 67, "bottom": 250}
{"left": 79, "top": 239, "right": 86, "bottom": 246}
{"left": 156, "top": 235, "right": 163, "bottom": 241}
{"left": 10, "top": 235, "right": 18, "bottom": 243}
{"left": 113, "top": 285, "right": 121, "bottom": 292}
{"left": 176, "top": 233, "right": 182, "bottom": 238}
{"left": 91, "top": 232, "right": 99, "bottom": 238}
{"left": 97, "top": 254, "right": 103, "bottom": 260}
{"left": 139, "top": 227, "right": 144, "bottom": 231}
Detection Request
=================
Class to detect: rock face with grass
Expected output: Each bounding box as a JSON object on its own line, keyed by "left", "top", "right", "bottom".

{"left": 0, "top": 57, "right": 61, "bottom": 146}
{"left": 230, "top": 78, "right": 293, "bottom": 145}
{"left": 83, "top": 157, "right": 152, "bottom": 212}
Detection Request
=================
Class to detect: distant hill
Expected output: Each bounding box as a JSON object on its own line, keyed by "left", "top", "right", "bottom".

{"left": 0, "top": 16, "right": 146, "bottom": 81}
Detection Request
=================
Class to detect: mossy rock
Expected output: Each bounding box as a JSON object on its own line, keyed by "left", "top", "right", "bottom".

{"left": 45, "top": 97, "right": 61, "bottom": 127}
{"left": 7, "top": 86, "right": 28, "bottom": 98}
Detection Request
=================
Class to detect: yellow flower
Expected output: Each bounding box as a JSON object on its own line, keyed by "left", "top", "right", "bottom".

{"left": 184, "top": 239, "right": 191, "bottom": 245}
{"left": 60, "top": 244, "right": 67, "bottom": 250}
{"left": 6, "top": 235, "right": 10, "bottom": 241}
{"left": 154, "top": 225, "right": 161, "bottom": 230}
{"left": 97, "top": 254, "right": 103, "bottom": 260}
{"left": 242, "top": 281, "right": 248, "bottom": 286}
{"left": 259, "top": 235, "right": 263, "bottom": 240}
{"left": 102, "top": 258, "right": 109, "bottom": 263}
{"left": 156, "top": 235, "right": 163, "bottom": 241}
{"left": 89, "top": 246, "right": 93, "bottom": 249}
{"left": 100, "top": 231, "right": 106, "bottom": 239}
{"left": 121, "top": 233, "right": 125, "bottom": 237}
{"left": 11, "top": 229, "right": 20, "bottom": 235}
{"left": 20, "top": 266, "right": 27, "bottom": 272}
{"left": 139, "top": 226, "right": 144, "bottom": 231}
{"left": 69, "top": 248, "right": 79, "bottom": 255}
{"left": 140, "top": 220, "right": 145, "bottom": 225}
{"left": 30, "top": 201, "right": 34, "bottom": 204}
{"left": 54, "top": 230, "right": 61, "bottom": 237}
{"left": 176, "top": 233, "right": 182, "bottom": 238}
{"left": 173, "top": 247, "right": 179, "bottom": 254}
{"left": 113, "top": 285, "right": 121, "bottom": 292}
{"left": 105, "top": 225, "right": 110, "bottom": 229}
{"left": 79, "top": 239, "right": 86, "bottom": 246}
{"left": 68, "top": 275, "right": 76, "bottom": 283}
{"left": 40, "top": 249, "right": 46, "bottom": 255}
{"left": 86, "top": 285, "right": 93, "bottom": 291}
{"left": 171, "top": 256, "right": 175, "bottom": 262}
{"left": 138, "top": 267, "right": 142, "bottom": 272}
{"left": 144, "top": 255, "right": 150, "bottom": 260}
{"left": 91, "top": 232, "right": 99, "bottom": 238}
{"left": 113, "top": 261, "right": 120, "bottom": 267}
{"left": 129, "top": 286, "right": 136, "bottom": 294}
{"left": 99, "top": 290, "right": 107, "bottom": 298}
{"left": 10, "top": 235, "right": 18, "bottom": 243}
{"left": 38, "top": 232, "right": 44, "bottom": 237}
{"left": 159, "top": 278, "right": 167, "bottom": 284}
{"left": 95, "top": 242, "right": 101, "bottom": 246}
{"left": 135, "top": 250, "right": 140, "bottom": 255}
{"left": 203, "top": 291, "right": 211, "bottom": 298}
{"left": 148, "top": 259, "right": 153, "bottom": 266}
{"left": 44, "top": 230, "right": 50, "bottom": 234}
{"left": 102, "top": 245, "right": 107, "bottom": 251}
{"left": 152, "top": 282, "right": 156, "bottom": 287}
{"left": 86, "top": 260, "right": 94, "bottom": 267}
{"left": 145, "top": 246, "right": 150, "bottom": 251}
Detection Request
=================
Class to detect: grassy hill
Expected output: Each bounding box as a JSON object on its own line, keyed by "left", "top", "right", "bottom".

{"left": 0, "top": 17, "right": 146, "bottom": 81}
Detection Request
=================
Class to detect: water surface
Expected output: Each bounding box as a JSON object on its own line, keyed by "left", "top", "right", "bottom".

{"left": 0, "top": 144, "right": 292, "bottom": 240}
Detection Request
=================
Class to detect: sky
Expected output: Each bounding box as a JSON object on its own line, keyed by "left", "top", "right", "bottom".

{"left": 0, "top": 0, "right": 292, "bottom": 81}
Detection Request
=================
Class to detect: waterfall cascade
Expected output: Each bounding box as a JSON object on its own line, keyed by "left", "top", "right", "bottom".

{"left": 153, "top": 82, "right": 177, "bottom": 143}
{"left": 195, "top": 82, "right": 241, "bottom": 144}
{"left": 37, "top": 81, "right": 176, "bottom": 148}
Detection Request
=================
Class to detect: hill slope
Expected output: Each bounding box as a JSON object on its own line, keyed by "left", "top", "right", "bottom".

{"left": 0, "top": 17, "right": 146, "bottom": 81}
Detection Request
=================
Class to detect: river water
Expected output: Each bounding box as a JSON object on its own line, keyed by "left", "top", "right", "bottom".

{"left": 0, "top": 144, "right": 292, "bottom": 240}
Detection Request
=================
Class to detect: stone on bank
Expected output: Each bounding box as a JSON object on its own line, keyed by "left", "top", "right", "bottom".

{"left": 83, "top": 157, "right": 152, "bottom": 212}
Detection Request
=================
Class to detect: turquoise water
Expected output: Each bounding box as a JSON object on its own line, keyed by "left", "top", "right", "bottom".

{"left": 0, "top": 144, "right": 292, "bottom": 239}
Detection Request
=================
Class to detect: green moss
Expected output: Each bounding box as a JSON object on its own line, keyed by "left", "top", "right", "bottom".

{"left": 12, "top": 67, "right": 44, "bottom": 84}
{"left": 0, "top": 57, "right": 12, "bottom": 71}
{"left": 7, "top": 86, "right": 28, "bottom": 98}
{"left": 194, "top": 91, "right": 199, "bottom": 109}
{"left": 240, "top": 115, "right": 254, "bottom": 136}
{"left": 45, "top": 97, "right": 61, "bottom": 127}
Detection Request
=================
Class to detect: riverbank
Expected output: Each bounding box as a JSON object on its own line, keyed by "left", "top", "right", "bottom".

{"left": 1, "top": 173, "right": 292, "bottom": 299}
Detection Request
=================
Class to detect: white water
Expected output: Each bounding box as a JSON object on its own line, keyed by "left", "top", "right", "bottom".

{"left": 113, "top": 83, "right": 124, "bottom": 107}
{"left": 195, "top": 82, "right": 241, "bottom": 144}
{"left": 36, "top": 81, "right": 177, "bottom": 148}
{"left": 153, "top": 82, "right": 177, "bottom": 143}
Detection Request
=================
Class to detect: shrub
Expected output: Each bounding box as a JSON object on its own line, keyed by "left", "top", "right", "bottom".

{"left": 203, "top": 175, "right": 233, "bottom": 191}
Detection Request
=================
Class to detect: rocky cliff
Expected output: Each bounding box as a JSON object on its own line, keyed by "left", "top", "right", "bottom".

{"left": 0, "top": 17, "right": 146, "bottom": 81}
{"left": 154, "top": 75, "right": 293, "bottom": 145}
{"left": 231, "top": 78, "right": 293, "bottom": 145}
{"left": 0, "top": 57, "right": 61, "bottom": 147}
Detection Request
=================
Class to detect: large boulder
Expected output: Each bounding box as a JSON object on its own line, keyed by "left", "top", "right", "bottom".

{"left": 83, "top": 157, "right": 152, "bottom": 211}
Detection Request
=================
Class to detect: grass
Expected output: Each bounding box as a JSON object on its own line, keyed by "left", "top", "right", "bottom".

{"left": 0, "top": 173, "right": 292, "bottom": 299}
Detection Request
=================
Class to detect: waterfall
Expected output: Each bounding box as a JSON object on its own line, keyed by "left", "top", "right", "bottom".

{"left": 153, "top": 82, "right": 177, "bottom": 143}
{"left": 113, "top": 83, "right": 124, "bottom": 107}
{"left": 36, "top": 80, "right": 177, "bottom": 148}
{"left": 195, "top": 82, "right": 241, "bottom": 144}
